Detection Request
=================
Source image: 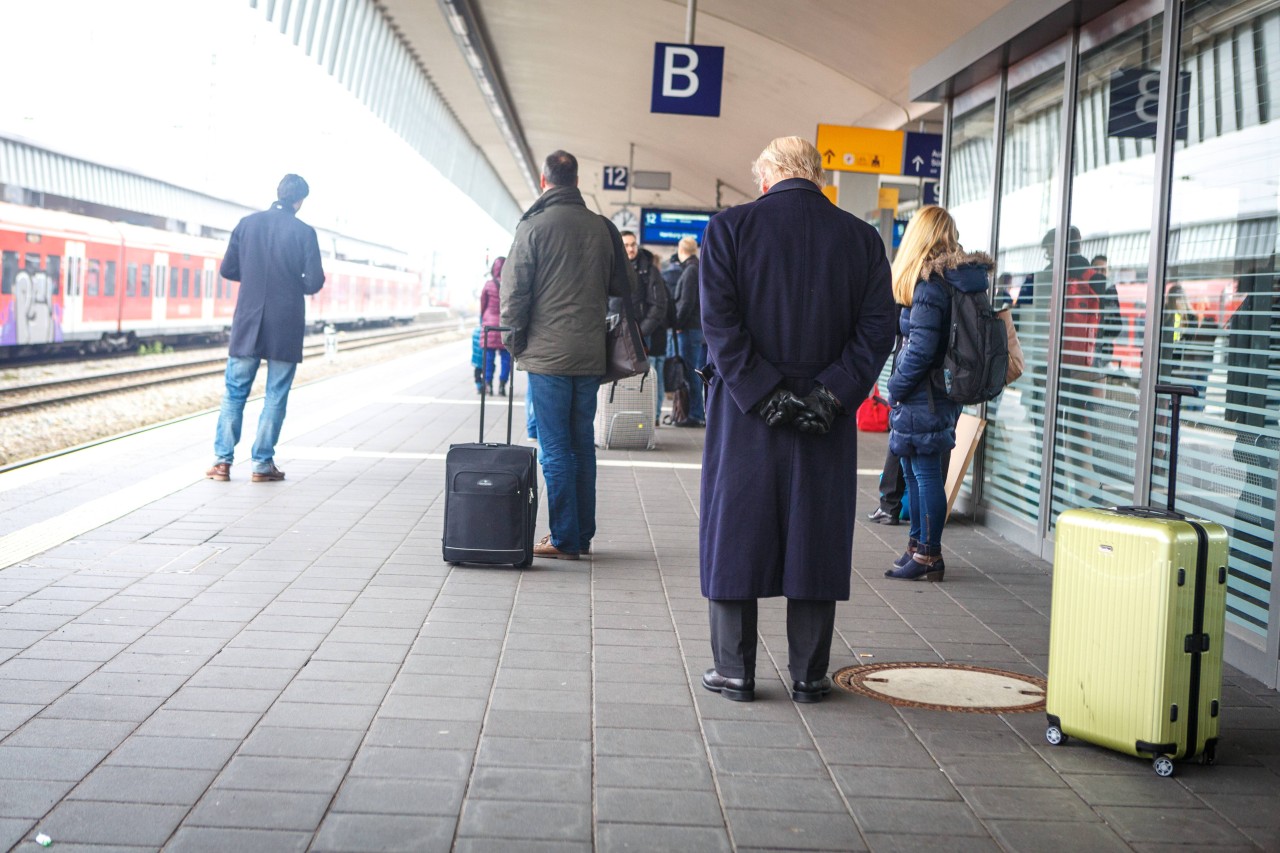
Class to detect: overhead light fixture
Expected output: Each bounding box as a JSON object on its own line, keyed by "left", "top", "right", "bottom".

{"left": 438, "top": 0, "right": 538, "bottom": 197}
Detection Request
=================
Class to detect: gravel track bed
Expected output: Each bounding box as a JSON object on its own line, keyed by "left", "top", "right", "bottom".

{"left": 0, "top": 332, "right": 461, "bottom": 468}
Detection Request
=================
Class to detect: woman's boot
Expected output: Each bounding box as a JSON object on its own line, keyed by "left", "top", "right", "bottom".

{"left": 499, "top": 380, "right": 507, "bottom": 397}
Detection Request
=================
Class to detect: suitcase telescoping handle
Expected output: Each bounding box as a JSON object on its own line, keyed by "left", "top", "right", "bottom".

{"left": 479, "top": 325, "right": 515, "bottom": 445}
{"left": 1154, "top": 383, "right": 1199, "bottom": 513}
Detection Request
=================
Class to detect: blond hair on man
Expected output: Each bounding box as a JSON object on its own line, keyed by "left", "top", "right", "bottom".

{"left": 751, "top": 136, "right": 826, "bottom": 193}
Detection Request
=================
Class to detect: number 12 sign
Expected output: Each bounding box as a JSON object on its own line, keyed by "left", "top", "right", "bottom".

{"left": 603, "top": 166, "right": 629, "bottom": 191}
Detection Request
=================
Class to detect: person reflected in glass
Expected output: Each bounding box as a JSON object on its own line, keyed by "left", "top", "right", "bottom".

{"left": 884, "top": 206, "right": 992, "bottom": 581}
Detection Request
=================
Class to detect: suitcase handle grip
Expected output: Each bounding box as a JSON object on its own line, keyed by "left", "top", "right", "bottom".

{"left": 1111, "top": 505, "right": 1187, "bottom": 521}
{"left": 479, "top": 325, "right": 515, "bottom": 444}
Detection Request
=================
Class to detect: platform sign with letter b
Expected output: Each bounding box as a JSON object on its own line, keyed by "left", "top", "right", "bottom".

{"left": 651, "top": 43, "right": 724, "bottom": 117}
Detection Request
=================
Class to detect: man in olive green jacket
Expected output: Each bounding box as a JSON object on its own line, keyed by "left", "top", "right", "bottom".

{"left": 501, "top": 150, "right": 634, "bottom": 560}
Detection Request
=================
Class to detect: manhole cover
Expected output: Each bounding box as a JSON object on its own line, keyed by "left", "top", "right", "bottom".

{"left": 833, "top": 662, "right": 1046, "bottom": 713}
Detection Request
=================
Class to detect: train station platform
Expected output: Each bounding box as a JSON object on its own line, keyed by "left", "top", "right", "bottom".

{"left": 1, "top": 337, "right": 1278, "bottom": 852}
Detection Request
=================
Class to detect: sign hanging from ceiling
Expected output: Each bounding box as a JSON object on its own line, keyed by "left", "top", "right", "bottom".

{"left": 902, "top": 132, "right": 942, "bottom": 179}
{"left": 815, "top": 125, "right": 904, "bottom": 175}
{"left": 651, "top": 43, "right": 724, "bottom": 117}
{"left": 603, "top": 166, "right": 628, "bottom": 190}
{"left": 1108, "top": 68, "right": 1191, "bottom": 140}
{"left": 641, "top": 208, "right": 714, "bottom": 245}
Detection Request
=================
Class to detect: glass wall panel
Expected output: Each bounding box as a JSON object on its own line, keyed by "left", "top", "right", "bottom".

{"left": 1049, "top": 13, "right": 1167, "bottom": 524}
{"left": 985, "top": 68, "right": 1065, "bottom": 524}
{"left": 948, "top": 103, "right": 997, "bottom": 254}
{"left": 1158, "top": 0, "right": 1280, "bottom": 641}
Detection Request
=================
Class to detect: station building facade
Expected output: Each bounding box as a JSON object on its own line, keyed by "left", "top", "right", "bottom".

{"left": 913, "top": 0, "right": 1280, "bottom": 686}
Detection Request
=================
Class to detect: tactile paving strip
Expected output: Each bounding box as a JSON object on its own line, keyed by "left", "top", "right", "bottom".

{"left": 833, "top": 662, "right": 1047, "bottom": 713}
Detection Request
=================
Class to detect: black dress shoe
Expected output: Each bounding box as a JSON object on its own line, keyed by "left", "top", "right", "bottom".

{"left": 791, "top": 676, "right": 833, "bottom": 703}
{"left": 867, "top": 507, "right": 899, "bottom": 525}
{"left": 701, "top": 668, "right": 755, "bottom": 702}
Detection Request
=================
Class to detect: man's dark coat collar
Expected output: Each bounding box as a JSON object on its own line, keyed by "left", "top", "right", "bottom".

{"left": 765, "top": 177, "right": 822, "bottom": 196}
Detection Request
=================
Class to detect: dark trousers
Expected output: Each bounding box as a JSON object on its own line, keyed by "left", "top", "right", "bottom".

{"left": 708, "top": 598, "right": 836, "bottom": 683}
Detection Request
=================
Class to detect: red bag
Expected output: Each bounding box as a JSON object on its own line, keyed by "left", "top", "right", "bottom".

{"left": 856, "top": 385, "right": 890, "bottom": 432}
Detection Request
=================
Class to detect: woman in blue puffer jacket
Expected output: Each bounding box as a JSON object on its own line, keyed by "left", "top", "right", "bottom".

{"left": 884, "top": 205, "right": 993, "bottom": 581}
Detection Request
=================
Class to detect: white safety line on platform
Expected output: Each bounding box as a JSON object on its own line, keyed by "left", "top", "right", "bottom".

{"left": 0, "top": 467, "right": 204, "bottom": 571}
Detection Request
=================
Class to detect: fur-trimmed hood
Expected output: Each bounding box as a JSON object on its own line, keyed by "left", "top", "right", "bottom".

{"left": 923, "top": 250, "right": 993, "bottom": 294}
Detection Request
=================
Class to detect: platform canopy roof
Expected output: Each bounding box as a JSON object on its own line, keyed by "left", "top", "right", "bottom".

{"left": 381, "top": 0, "right": 1013, "bottom": 221}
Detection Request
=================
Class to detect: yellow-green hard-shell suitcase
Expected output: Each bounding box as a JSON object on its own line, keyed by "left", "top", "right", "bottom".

{"left": 1046, "top": 506, "right": 1228, "bottom": 776}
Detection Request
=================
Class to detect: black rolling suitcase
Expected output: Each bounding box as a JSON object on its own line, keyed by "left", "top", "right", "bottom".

{"left": 442, "top": 326, "right": 538, "bottom": 568}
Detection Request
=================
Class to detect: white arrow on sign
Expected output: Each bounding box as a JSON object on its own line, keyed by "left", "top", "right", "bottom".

{"left": 911, "top": 155, "right": 924, "bottom": 170}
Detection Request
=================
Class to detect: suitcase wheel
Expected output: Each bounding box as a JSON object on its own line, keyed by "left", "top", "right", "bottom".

{"left": 1197, "top": 743, "right": 1217, "bottom": 766}
{"left": 1045, "top": 725, "right": 1066, "bottom": 746}
{"left": 1153, "top": 756, "right": 1175, "bottom": 777}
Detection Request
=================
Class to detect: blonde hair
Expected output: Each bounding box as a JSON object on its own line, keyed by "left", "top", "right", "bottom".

{"left": 891, "top": 206, "right": 960, "bottom": 306}
{"left": 751, "top": 136, "right": 825, "bottom": 192}
{"left": 677, "top": 236, "right": 699, "bottom": 255}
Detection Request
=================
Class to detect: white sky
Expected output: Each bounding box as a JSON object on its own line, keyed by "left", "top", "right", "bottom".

{"left": 0, "top": 0, "right": 514, "bottom": 305}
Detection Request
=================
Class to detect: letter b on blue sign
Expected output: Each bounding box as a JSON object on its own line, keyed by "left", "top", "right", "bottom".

{"left": 651, "top": 43, "right": 724, "bottom": 117}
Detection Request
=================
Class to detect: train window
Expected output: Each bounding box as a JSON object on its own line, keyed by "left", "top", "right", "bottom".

{"left": 127, "top": 263, "right": 137, "bottom": 297}
{"left": 105, "top": 261, "right": 117, "bottom": 297}
{"left": 140, "top": 264, "right": 150, "bottom": 298}
{"left": 182, "top": 268, "right": 190, "bottom": 298}
{"left": 87, "top": 259, "right": 101, "bottom": 297}
{"left": 170, "top": 267, "right": 179, "bottom": 298}
{"left": 47, "top": 256, "right": 60, "bottom": 295}
{"left": 1, "top": 250, "right": 15, "bottom": 295}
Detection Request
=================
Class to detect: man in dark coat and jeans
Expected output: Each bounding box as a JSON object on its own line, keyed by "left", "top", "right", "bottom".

{"left": 698, "top": 137, "right": 896, "bottom": 703}
{"left": 502, "top": 150, "right": 634, "bottom": 560}
{"left": 206, "top": 174, "right": 325, "bottom": 483}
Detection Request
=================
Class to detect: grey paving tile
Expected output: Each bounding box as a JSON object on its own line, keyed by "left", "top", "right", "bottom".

{"left": 401, "top": 654, "right": 498, "bottom": 678}
{"left": 0, "top": 818, "right": 36, "bottom": 852}
{"left": 377, "top": 693, "right": 488, "bottom": 721}
{"left": 257, "top": 701, "right": 378, "bottom": 730}
{"left": 594, "top": 728, "right": 704, "bottom": 759}
{"left": 596, "top": 823, "right": 732, "bottom": 853}
{"left": 68, "top": 766, "right": 216, "bottom": 805}
{"left": 984, "top": 820, "right": 1132, "bottom": 853}
{"left": 133, "top": 708, "right": 259, "bottom": 740}
{"left": 726, "top": 808, "right": 867, "bottom": 851}
{"left": 332, "top": 777, "right": 465, "bottom": 816}
{"left": 454, "top": 839, "right": 590, "bottom": 853}
{"left": 348, "top": 746, "right": 473, "bottom": 780}
{"left": 596, "top": 755, "right": 712, "bottom": 790}
{"left": 312, "top": 812, "right": 456, "bottom": 853}
{"left": 164, "top": 826, "right": 312, "bottom": 853}
{"left": 4, "top": 718, "right": 136, "bottom": 750}
{"left": 961, "top": 784, "right": 1098, "bottom": 821}
{"left": 718, "top": 775, "right": 848, "bottom": 813}
{"left": 103, "top": 736, "right": 240, "bottom": 771}
{"left": 711, "top": 745, "right": 828, "bottom": 776}
{"left": 1093, "top": 805, "right": 1255, "bottom": 846}
{"left": 238, "top": 726, "right": 365, "bottom": 760}
{"left": 941, "top": 756, "right": 1066, "bottom": 787}
{"left": 594, "top": 701, "right": 698, "bottom": 731}
{"left": 185, "top": 788, "right": 330, "bottom": 831}
{"left": 831, "top": 765, "right": 961, "bottom": 801}
{"left": 468, "top": 766, "right": 590, "bottom": 803}
{"left": 457, "top": 800, "right": 590, "bottom": 842}
{"left": 482, "top": 709, "right": 591, "bottom": 740}
{"left": 596, "top": 787, "right": 724, "bottom": 826}
{"left": 391, "top": 673, "right": 493, "bottom": 699}
{"left": 849, "top": 798, "right": 987, "bottom": 837}
{"left": 213, "top": 755, "right": 349, "bottom": 793}
{"left": 161, "top": 686, "right": 280, "bottom": 714}
{"left": 476, "top": 737, "right": 590, "bottom": 769}
{"left": 36, "top": 800, "right": 187, "bottom": 846}
{"left": 0, "top": 778, "right": 76, "bottom": 818}
{"left": 1062, "top": 772, "right": 1203, "bottom": 808}
{"left": 363, "top": 718, "right": 482, "bottom": 751}
{"left": 862, "top": 832, "right": 1001, "bottom": 852}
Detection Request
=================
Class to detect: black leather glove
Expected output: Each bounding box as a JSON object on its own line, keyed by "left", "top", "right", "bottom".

{"left": 793, "top": 385, "right": 842, "bottom": 435}
{"left": 754, "top": 385, "right": 806, "bottom": 427}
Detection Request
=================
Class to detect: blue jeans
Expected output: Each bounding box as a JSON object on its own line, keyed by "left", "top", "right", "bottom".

{"left": 525, "top": 380, "right": 537, "bottom": 440}
{"left": 213, "top": 356, "right": 297, "bottom": 472}
{"left": 669, "top": 328, "right": 707, "bottom": 421}
{"left": 527, "top": 372, "right": 600, "bottom": 554}
{"left": 901, "top": 453, "right": 945, "bottom": 557}
{"left": 483, "top": 348, "right": 511, "bottom": 385}
{"left": 649, "top": 355, "right": 665, "bottom": 423}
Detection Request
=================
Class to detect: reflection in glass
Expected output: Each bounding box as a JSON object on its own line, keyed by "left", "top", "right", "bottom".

{"left": 1048, "top": 14, "right": 1166, "bottom": 525}
{"left": 1159, "top": 0, "right": 1279, "bottom": 639}
{"left": 948, "top": 103, "right": 996, "bottom": 254}
{"left": 984, "top": 68, "right": 1065, "bottom": 524}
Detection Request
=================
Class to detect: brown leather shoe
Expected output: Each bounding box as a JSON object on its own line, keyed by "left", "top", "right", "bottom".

{"left": 251, "top": 463, "right": 286, "bottom": 482}
{"left": 205, "top": 462, "right": 230, "bottom": 481}
{"left": 533, "top": 535, "right": 578, "bottom": 561}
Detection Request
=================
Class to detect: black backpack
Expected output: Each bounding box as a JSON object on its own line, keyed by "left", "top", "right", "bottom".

{"left": 935, "top": 285, "right": 1009, "bottom": 405}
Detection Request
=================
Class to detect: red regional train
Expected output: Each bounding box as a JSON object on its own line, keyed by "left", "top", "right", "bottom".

{"left": 0, "top": 201, "right": 424, "bottom": 359}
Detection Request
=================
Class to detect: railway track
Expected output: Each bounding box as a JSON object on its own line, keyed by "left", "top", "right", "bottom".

{"left": 0, "top": 322, "right": 459, "bottom": 417}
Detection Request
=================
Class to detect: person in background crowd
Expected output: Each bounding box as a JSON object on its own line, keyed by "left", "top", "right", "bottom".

{"left": 1090, "top": 254, "right": 1122, "bottom": 369}
{"left": 669, "top": 236, "right": 707, "bottom": 427}
{"left": 479, "top": 256, "right": 512, "bottom": 397}
{"left": 501, "top": 150, "right": 634, "bottom": 560}
{"left": 698, "top": 136, "right": 896, "bottom": 704}
{"left": 618, "top": 230, "right": 669, "bottom": 426}
{"left": 206, "top": 174, "right": 325, "bottom": 483}
{"left": 884, "top": 206, "right": 991, "bottom": 582}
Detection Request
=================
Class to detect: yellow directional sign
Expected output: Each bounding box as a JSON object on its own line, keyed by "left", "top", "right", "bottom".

{"left": 815, "top": 124, "right": 904, "bottom": 175}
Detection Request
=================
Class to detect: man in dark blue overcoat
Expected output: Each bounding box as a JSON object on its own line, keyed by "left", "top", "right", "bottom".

{"left": 206, "top": 174, "right": 325, "bottom": 483}
{"left": 698, "top": 137, "right": 897, "bottom": 703}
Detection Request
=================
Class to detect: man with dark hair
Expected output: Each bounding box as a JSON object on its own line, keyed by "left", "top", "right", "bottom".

{"left": 501, "top": 151, "right": 635, "bottom": 559}
{"left": 617, "top": 230, "right": 669, "bottom": 425}
{"left": 205, "top": 174, "right": 325, "bottom": 482}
